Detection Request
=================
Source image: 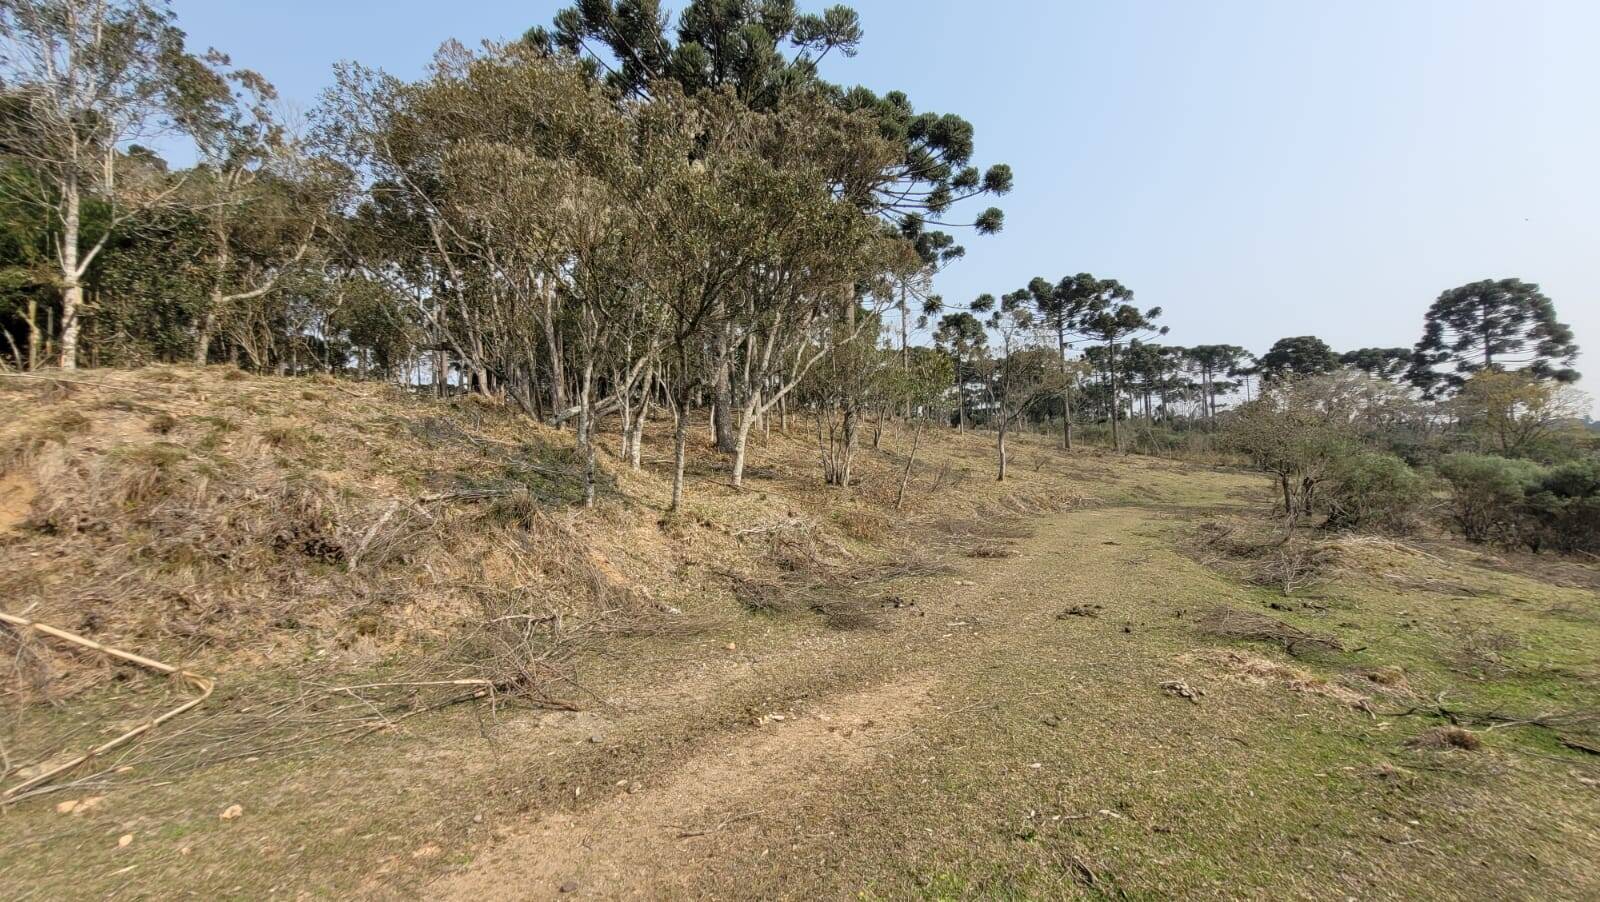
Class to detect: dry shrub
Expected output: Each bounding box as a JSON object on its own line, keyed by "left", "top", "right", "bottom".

{"left": 836, "top": 506, "right": 888, "bottom": 542}
{"left": 1, "top": 409, "right": 91, "bottom": 473}
{"left": 1455, "top": 628, "right": 1525, "bottom": 675}
{"left": 1408, "top": 726, "right": 1483, "bottom": 751}
{"left": 1185, "top": 648, "right": 1369, "bottom": 709}
{"left": 1191, "top": 516, "right": 1338, "bottom": 596}
{"left": 148, "top": 411, "right": 179, "bottom": 435}
{"left": 483, "top": 488, "right": 542, "bottom": 530}
{"left": 1366, "top": 666, "right": 1407, "bottom": 687}
{"left": 731, "top": 572, "right": 789, "bottom": 615}
{"left": 262, "top": 422, "right": 306, "bottom": 450}
{"left": 1197, "top": 605, "right": 1344, "bottom": 655}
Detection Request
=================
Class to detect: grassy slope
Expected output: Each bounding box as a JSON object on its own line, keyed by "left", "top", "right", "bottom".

{"left": 2, "top": 369, "right": 1598, "bottom": 900}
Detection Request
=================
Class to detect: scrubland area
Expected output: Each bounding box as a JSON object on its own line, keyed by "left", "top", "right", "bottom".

{"left": 2, "top": 368, "right": 1597, "bottom": 900}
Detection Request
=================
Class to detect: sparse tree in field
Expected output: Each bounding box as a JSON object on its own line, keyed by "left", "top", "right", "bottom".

{"left": 1227, "top": 387, "right": 1353, "bottom": 526}
{"left": 1071, "top": 280, "right": 1163, "bottom": 452}
{"left": 976, "top": 290, "right": 1062, "bottom": 481}
{"left": 1257, "top": 335, "right": 1339, "bottom": 384}
{"left": 1407, "top": 278, "right": 1579, "bottom": 397}
{"left": 538, "top": 1, "right": 1011, "bottom": 457}
{"left": 891, "top": 221, "right": 961, "bottom": 372}
{"left": 1451, "top": 369, "right": 1588, "bottom": 458}
{"left": 1024, "top": 273, "right": 1104, "bottom": 449}
{"left": 886, "top": 344, "right": 953, "bottom": 507}
{"left": 0, "top": 0, "right": 219, "bottom": 367}
{"left": 1185, "top": 344, "right": 1248, "bottom": 418}
{"left": 933, "top": 309, "right": 986, "bottom": 434}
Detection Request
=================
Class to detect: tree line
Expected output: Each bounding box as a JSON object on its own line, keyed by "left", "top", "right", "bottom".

{"left": 1, "top": 1, "right": 1588, "bottom": 516}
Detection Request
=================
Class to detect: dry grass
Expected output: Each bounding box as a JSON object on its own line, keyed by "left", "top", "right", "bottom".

{"left": 0, "top": 368, "right": 1104, "bottom": 777}
{"left": 1407, "top": 725, "right": 1483, "bottom": 751}
{"left": 1196, "top": 605, "right": 1345, "bottom": 655}
{"left": 1183, "top": 648, "right": 1371, "bottom": 709}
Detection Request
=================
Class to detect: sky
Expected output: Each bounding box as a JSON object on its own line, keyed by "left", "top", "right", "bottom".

{"left": 170, "top": 0, "right": 1599, "bottom": 406}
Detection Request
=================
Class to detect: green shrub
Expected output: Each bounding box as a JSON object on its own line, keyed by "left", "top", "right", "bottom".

{"left": 1522, "top": 459, "right": 1600, "bottom": 553}
{"left": 1323, "top": 452, "right": 1429, "bottom": 533}
{"left": 1436, "top": 453, "right": 1545, "bottom": 545}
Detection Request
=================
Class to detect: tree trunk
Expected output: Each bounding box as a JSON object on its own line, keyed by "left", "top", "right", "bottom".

{"left": 194, "top": 302, "right": 219, "bottom": 366}
{"left": 996, "top": 423, "right": 1008, "bottom": 482}
{"left": 840, "top": 405, "right": 858, "bottom": 487}
{"left": 670, "top": 403, "right": 689, "bottom": 512}
{"left": 57, "top": 173, "right": 82, "bottom": 370}
{"left": 730, "top": 402, "right": 757, "bottom": 487}
{"left": 25, "top": 297, "right": 39, "bottom": 371}
{"left": 543, "top": 289, "right": 568, "bottom": 419}
{"left": 957, "top": 365, "right": 968, "bottom": 434}
{"left": 1108, "top": 341, "right": 1122, "bottom": 452}
{"left": 577, "top": 363, "right": 597, "bottom": 509}
{"left": 712, "top": 352, "right": 736, "bottom": 453}
{"left": 626, "top": 370, "right": 649, "bottom": 470}
{"left": 895, "top": 418, "right": 924, "bottom": 510}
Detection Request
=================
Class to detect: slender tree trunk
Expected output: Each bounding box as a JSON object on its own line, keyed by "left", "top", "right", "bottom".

{"left": 730, "top": 402, "right": 758, "bottom": 487}
{"left": 194, "top": 300, "right": 220, "bottom": 366}
{"left": 1108, "top": 341, "right": 1122, "bottom": 452}
{"left": 57, "top": 173, "right": 82, "bottom": 370}
{"left": 25, "top": 297, "right": 39, "bottom": 371}
{"left": 997, "top": 422, "right": 1008, "bottom": 481}
{"left": 626, "top": 370, "right": 650, "bottom": 470}
{"left": 577, "top": 362, "right": 597, "bottom": 508}
{"left": 841, "top": 405, "right": 858, "bottom": 487}
{"left": 1058, "top": 328, "right": 1073, "bottom": 450}
{"left": 543, "top": 288, "right": 567, "bottom": 418}
{"left": 895, "top": 418, "right": 924, "bottom": 510}
{"left": 957, "top": 363, "right": 968, "bottom": 434}
{"left": 712, "top": 351, "right": 736, "bottom": 453}
{"left": 670, "top": 401, "right": 689, "bottom": 512}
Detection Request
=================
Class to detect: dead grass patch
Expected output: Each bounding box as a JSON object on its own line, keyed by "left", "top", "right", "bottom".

{"left": 1183, "top": 648, "right": 1370, "bottom": 709}
{"left": 1190, "top": 516, "right": 1339, "bottom": 596}
{"left": 1408, "top": 726, "right": 1483, "bottom": 751}
{"left": 1196, "top": 605, "right": 1344, "bottom": 655}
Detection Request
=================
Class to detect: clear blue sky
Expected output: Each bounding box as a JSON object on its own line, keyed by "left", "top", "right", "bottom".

{"left": 171, "top": 0, "right": 1599, "bottom": 400}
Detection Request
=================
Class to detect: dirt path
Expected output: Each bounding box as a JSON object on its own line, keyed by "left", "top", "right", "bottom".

{"left": 424, "top": 491, "right": 1600, "bottom": 901}
{"left": 431, "top": 675, "right": 937, "bottom": 900}
{"left": 426, "top": 503, "right": 1201, "bottom": 900}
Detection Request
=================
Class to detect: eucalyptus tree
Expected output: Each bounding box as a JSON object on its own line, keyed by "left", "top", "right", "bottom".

{"left": 1070, "top": 277, "right": 1162, "bottom": 452}
{"left": 181, "top": 54, "right": 327, "bottom": 366}
{"left": 535, "top": 0, "right": 1012, "bottom": 455}
{"left": 719, "top": 91, "right": 905, "bottom": 487}
{"left": 0, "top": 0, "right": 226, "bottom": 367}
{"left": 1407, "top": 278, "right": 1579, "bottom": 397}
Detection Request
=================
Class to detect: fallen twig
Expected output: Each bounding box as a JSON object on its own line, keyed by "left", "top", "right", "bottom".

{"left": 1, "top": 611, "right": 214, "bottom": 802}
{"left": 673, "top": 808, "right": 764, "bottom": 839}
